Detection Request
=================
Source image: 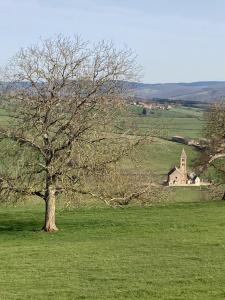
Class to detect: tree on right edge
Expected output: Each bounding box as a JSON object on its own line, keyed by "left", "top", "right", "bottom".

{"left": 200, "top": 101, "right": 225, "bottom": 200}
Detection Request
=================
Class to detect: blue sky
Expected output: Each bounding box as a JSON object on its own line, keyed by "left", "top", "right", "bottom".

{"left": 1, "top": 0, "right": 225, "bottom": 83}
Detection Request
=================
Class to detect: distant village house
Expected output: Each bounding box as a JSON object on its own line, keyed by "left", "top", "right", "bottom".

{"left": 133, "top": 101, "right": 172, "bottom": 111}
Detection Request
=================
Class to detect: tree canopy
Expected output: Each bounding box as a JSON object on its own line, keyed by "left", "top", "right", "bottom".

{"left": 0, "top": 35, "right": 152, "bottom": 231}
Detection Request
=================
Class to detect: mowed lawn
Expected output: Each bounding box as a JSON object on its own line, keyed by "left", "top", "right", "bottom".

{"left": 1, "top": 202, "right": 225, "bottom": 299}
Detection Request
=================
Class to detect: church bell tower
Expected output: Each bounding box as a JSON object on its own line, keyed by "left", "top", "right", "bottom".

{"left": 180, "top": 148, "right": 187, "bottom": 183}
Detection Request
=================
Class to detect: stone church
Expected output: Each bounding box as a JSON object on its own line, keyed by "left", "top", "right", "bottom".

{"left": 167, "top": 149, "right": 200, "bottom": 186}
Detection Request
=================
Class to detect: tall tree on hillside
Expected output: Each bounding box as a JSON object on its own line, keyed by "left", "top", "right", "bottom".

{"left": 0, "top": 35, "right": 145, "bottom": 231}
{"left": 200, "top": 101, "right": 225, "bottom": 199}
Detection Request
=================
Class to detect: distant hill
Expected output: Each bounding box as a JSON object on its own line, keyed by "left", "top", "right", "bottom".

{"left": 127, "top": 81, "right": 225, "bottom": 102}
{"left": 1, "top": 80, "right": 225, "bottom": 102}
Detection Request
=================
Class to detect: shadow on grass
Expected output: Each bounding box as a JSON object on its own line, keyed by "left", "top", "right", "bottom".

{"left": 0, "top": 219, "right": 42, "bottom": 232}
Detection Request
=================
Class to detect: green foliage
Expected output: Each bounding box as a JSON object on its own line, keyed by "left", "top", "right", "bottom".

{"left": 1, "top": 202, "right": 225, "bottom": 299}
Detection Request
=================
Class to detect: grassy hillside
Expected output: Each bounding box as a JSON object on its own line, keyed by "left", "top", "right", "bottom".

{"left": 131, "top": 138, "right": 199, "bottom": 174}
{"left": 116, "top": 104, "right": 211, "bottom": 206}
{"left": 121, "top": 137, "right": 209, "bottom": 203}
{"left": 1, "top": 202, "right": 225, "bottom": 299}
{"left": 122, "top": 105, "right": 203, "bottom": 182}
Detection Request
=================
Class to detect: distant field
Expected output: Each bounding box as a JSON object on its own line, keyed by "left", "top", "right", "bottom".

{"left": 0, "top": 104, "right": 205, "bottom": 138}
{"left": 1, "top": 202, "right": 225, "bottom": 299}
{"left": 128, "top": 105, "right": 204, "bottom": 138}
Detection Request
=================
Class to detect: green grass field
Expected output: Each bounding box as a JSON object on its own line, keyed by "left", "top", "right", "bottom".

{"left": 1, "top": 202, "right": 225, "bottom": 300}
{"left": 1, "top": 104, "right": 221, "bottom": 299}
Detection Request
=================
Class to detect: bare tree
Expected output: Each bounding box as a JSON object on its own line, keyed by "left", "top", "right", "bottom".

{"left": 0, "top": 35, "right": 146, "bottom": 231}
{"left": 199, "top": 101, "right": 225, "bottom": 199}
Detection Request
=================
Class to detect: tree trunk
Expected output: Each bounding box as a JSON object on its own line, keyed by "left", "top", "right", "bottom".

{"left": 222, "top": 191, "right": 225, "bottom": 201}
{"left": 42, "top": 182, "right": 58, "bottom": 232}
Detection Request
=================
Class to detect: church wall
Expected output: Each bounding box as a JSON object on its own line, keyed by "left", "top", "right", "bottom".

{"left": 168, "top": 170, "right": 184, "bottom": 185}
